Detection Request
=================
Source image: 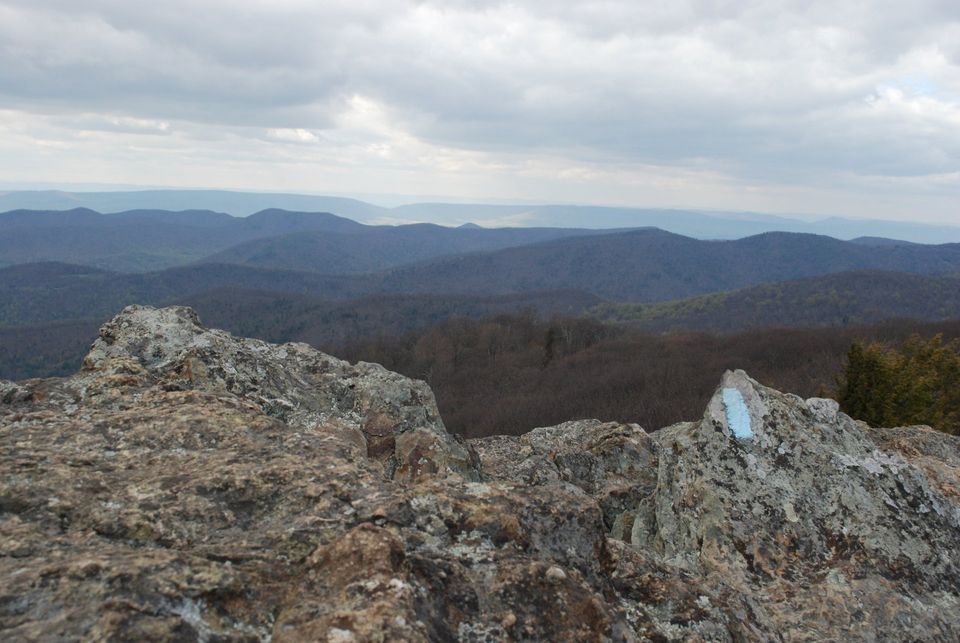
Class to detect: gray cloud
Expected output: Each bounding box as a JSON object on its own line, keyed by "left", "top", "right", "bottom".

{"left": 0, "top": 0, "right": 958, "bottom": 220}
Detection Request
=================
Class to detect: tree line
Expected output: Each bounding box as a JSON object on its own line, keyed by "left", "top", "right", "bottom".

{"left": 339, "top": 314, "right": 960, "bottom": 438}
{"left": 6, "top": 308, "right": 960, "bottom": 438}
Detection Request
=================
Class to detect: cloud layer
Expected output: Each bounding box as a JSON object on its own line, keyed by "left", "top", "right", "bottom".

{"left": 1, "top": 0, "right": 958, "bottom": 221}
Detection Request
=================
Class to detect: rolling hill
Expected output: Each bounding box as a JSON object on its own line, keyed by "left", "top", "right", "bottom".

{"left": 0, "top": 262, "right": 353, "bottom": 324}
{"left": 0, "top": 207, "right": 612, "bottom": 273}
{"left": 4, "top": 230, "right": 960, "bottom": 327}
{"left": 197, "top": 223, "right": 613, "bottom": 273}
{"left": 593, "top": 271, "right": 960, "bottom": 332}
{"left": 0, "top": 208, "right": 368, "bottom": 271}
{"left": 371, "top": 229, "right": 960, "bottom": 301}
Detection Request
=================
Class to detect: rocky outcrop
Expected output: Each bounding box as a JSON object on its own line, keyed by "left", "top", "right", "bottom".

{"left": 81, "top": 305, "right": 479, "bottom": 483}
{"left": 2, "top": 306, "right": 959, "bottom": 641}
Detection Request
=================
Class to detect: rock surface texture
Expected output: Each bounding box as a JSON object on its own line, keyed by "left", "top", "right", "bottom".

{"left": 2, "top": 306, "right": 959, "bottom": 641}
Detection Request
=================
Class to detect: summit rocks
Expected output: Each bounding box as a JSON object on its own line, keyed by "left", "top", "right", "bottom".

{"left": 1, "top": 306, "right": 959, "bottom": 641}
{"left": 82, "top": 305, "right": 479, "bottom": 483}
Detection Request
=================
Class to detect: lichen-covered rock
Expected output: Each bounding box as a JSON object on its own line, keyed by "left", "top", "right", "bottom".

{"left": 0, "top": 380, "right": 31, "bottom": 404}
{"left": 80, "top": 304, "right": 479, "bottom": 482}
{"left": 473, "top": 420, "right": 658, "bottom": 540}
{"left": 641, "top": 370, "right": 960, "bottom": 639}
{"left": 2, "top": 308, "right": 959, "bottom": 641}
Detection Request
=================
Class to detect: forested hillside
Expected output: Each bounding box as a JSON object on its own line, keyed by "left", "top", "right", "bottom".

{"left": 338, "top": 315, "right": 960, "bottom": 437}
{"left": 0, "top": 288, "right": 600, "bottom": 380}
{"left": 197, "top": 223, "right": 608, "bottom": 273}
{"left": 5, "top": 229, "right": 960, "bottom": 330}
{"left": 373, "top": 229, "right": 960, "bottom": 301}
{"left": 594, "top": 271, "right": 960, "bottom": 332}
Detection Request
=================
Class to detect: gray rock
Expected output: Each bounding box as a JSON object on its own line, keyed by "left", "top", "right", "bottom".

{"left": 1, "top": 309, "right": 959, "bottom": 641}
{"left": 81, "top": 305, "right": 479, "bottom": 482}
{"left": 0, "top": 380, "right": 31, "bottom": 404}
{"left": 473, "top": 420, "right": 658, "bottom": 538}
{"left": 642, "top": 369, "right": 960, "bottom": 639}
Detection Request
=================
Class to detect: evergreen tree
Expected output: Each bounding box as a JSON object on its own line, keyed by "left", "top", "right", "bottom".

{"left": 836, "top": 341, "right": 895, "bottom": 428}
{"left": 836, "top": 334, "right": 960, "bottom": 435}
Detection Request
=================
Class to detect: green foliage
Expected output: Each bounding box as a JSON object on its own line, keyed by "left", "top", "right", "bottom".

{"left": 836, "top": 334, "right": 960, "bottom": 434}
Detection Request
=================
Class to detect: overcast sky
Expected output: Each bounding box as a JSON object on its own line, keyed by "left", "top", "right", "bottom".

{"left": 1, "top": 0, "right": 958, "bottom": 222}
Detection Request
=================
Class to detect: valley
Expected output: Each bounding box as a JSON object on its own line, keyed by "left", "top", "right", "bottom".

{"left": 4, "top": 206, "right": 960, "bottom": 439}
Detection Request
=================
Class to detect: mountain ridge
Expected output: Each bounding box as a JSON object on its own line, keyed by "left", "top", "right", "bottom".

{"left": 371, "top": 228, "right": 960, "bottom": 301}
{"left": 0, "top": 207, "right": 620, "bottom": 273}
{"left": 4, "top": 227, "right": 960, "bottom": 325}
{"left": 2, "top": 190, "right": 959, "bottom": 242}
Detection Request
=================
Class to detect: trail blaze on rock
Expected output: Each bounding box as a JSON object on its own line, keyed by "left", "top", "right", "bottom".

{"left": 721, "top": 387, "right": 753, "bottom": 440}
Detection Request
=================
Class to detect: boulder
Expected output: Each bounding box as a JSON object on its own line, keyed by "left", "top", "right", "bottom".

{"left": 81, "top": 304, "right": 479, "bottom": 482}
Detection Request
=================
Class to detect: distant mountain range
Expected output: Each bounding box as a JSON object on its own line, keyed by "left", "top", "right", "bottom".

{"left": 198, "top": 222, "right": 613, "bottom": 275}
{"left": 0, "top": 190, "right": 385, "bottom": 222}
{"left": 0, "top": 207, "right": 612, "bottom": 272}
{"left": 2, "top": 189, "right": 959, "bottom": 243}
{"left": 3, "top": 224, "right": 960, "bottom": 327}
{"left": 368, "top": 229, "right": 960, "bottom": 301}
{"left": 4, "top": 204, "right": 960, "bottom": 380}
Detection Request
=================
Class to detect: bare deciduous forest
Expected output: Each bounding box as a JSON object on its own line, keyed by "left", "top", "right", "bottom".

{"left": 340, "top": 315, "right": 960, "bottom": 437}
{"left": 5, "top": 308, "right": 960, "bottom": 439}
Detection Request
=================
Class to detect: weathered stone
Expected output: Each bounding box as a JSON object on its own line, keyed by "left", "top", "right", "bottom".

{"left": 641, "top": 369, "right": 960, "bottom": 639}
{"left": 274, "top": 524, "right": 424, "bottom": 641}
{"left": 473, "top": 419, "right": 658, "bottom": 533}
{"left": 0, "top": 380, "right": 32, "bottom": 405}
{"left": 80, "top": 304, "right": 480, "bottom": 482}
{"left": 1, "top": 309, "right": 959, "bottom": 641}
